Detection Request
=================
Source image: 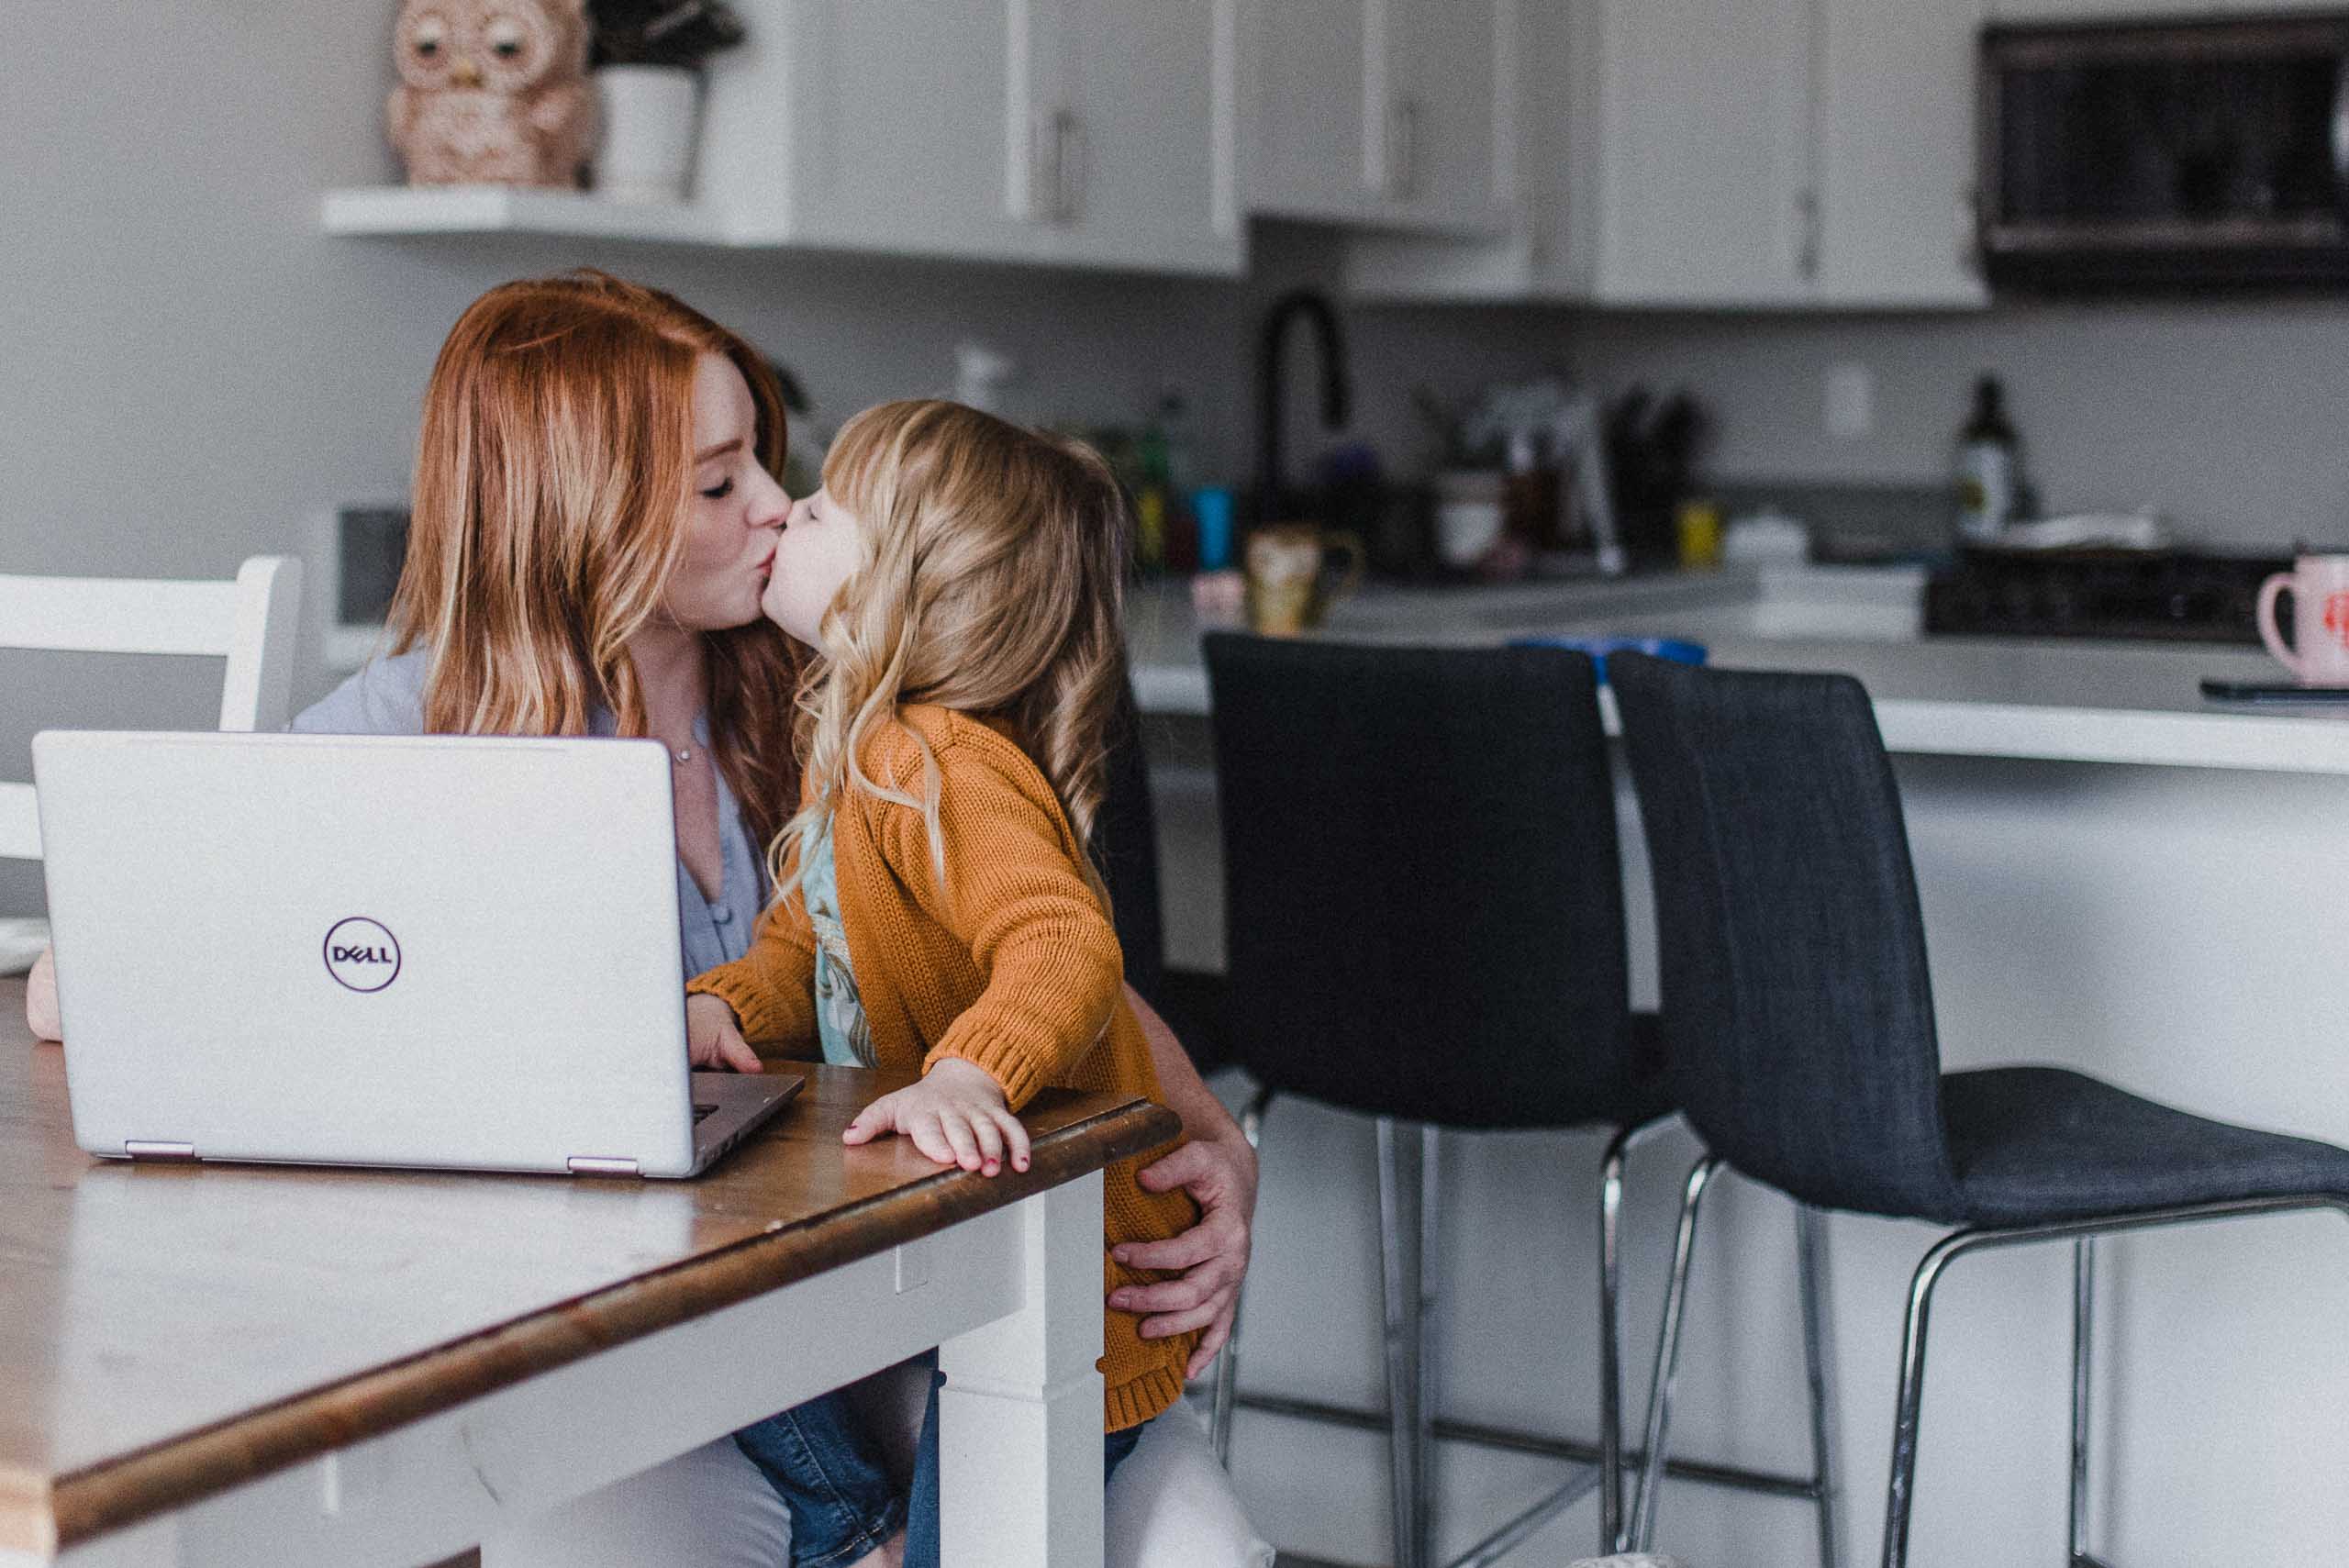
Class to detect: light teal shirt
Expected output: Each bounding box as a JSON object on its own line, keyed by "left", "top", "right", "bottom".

{"left": 798, "top": 810, "right": 875, "bottom": 1068}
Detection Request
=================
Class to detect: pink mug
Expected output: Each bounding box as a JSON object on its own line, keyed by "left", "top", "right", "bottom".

{"left": 2256, "top": 554, "right": 2349, "bottom": 685}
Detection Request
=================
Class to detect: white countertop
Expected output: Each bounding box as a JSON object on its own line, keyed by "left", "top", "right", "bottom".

{"left": 1129, "top": 567, "right": 2349, "bottom": 774}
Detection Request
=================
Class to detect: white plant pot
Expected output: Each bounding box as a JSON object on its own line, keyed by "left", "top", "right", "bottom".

{"left": 594, "top": 65, "right": 702, "bottom": 204}
{"left": 1433, "top": 469, "right": 1508, "bottom": 567}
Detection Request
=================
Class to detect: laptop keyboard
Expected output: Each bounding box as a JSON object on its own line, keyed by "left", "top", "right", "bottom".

{"left": 693, "top": 1102, "right": 718, "bottom": 1125}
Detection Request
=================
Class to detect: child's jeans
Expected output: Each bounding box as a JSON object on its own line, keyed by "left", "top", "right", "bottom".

{"left": 732, "top": 1388, "right": 907, "bottom": 1568}
{"left": 901, "top": 1363, "right": 1147, "bottom": 1568}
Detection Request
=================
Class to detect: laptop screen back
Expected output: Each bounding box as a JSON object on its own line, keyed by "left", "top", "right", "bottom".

{"left": 33, "top": 730, "right": 697, "bottom": 1174}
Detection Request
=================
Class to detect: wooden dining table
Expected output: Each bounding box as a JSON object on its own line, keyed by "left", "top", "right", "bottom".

{"left": 0, "top": 977, "right": 1178, "bottom": 1568}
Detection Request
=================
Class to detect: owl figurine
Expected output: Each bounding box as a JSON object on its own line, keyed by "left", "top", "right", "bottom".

{"left": 387, "top": 0, "right": 596, "bottom": 188}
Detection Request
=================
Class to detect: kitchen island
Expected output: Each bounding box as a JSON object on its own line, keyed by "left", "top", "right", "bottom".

{"left": 1133, "top": 570, "right": 2349, "bottom": 1568}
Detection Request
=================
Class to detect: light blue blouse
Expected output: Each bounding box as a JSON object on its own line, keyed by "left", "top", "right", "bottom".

{"left": 292, "top": 651, "right": 769, "bottom": 978}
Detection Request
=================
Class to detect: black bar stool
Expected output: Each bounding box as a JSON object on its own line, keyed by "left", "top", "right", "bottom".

{"left": 1609, "top": 651, "right": 2349, "bottom": 1568}
{"left": 1200, "top": 633, "right": 1830, "bottom": 1566}
{"left": 1098, "top": 691, "right": 1233, "bottom": 1075}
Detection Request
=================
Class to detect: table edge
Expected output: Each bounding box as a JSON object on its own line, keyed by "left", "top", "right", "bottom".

{"left": 8, "top": 1095, "right": 1179, "bottom": 1554}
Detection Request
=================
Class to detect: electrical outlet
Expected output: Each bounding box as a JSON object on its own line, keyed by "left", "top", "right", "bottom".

{"left": 1824, "top": 362, "right": 1875, "bottom": 441}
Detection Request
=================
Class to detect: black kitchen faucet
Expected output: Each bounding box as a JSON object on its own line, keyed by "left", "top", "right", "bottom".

{"left": 1254, "top": 288, "right": 1350, "bottom": 527}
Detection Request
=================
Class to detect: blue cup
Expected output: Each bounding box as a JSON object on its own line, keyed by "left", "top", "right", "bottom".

{"left": 1192, "top": 487, "right": 1237, "bottom": 572}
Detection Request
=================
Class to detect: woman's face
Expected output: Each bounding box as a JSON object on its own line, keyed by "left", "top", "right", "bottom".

{"left": 662, "top": 353, "right": 791, "bottom": 633}
{"left": 763, "top": 485, "right": 866, "bottom": 648}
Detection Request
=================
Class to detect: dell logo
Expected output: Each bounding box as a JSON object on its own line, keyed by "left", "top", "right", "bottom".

{"left": 324, "top": 917, "right": 401, "bottom": 993}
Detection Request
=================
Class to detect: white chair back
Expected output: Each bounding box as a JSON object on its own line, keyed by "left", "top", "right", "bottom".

{"left": 0, "top": 556, "right": 303, "bottom": 861}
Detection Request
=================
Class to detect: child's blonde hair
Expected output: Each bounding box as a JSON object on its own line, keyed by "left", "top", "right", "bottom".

{"left": 769, "top": 398, "right": 1132, "bottom": 906}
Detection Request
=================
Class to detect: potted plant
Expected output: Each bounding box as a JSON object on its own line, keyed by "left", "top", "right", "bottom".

{"left": 587, "top": 0, "right": 746, "bottom": 202}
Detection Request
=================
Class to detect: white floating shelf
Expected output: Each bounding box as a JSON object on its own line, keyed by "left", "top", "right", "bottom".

{"left": 320, "top": 185, "right": 729, "bottom": 246}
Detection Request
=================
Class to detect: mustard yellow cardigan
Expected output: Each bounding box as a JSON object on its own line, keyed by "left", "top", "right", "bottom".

{"left": 689, "top": 704, "right": 1199, "bottom": 1430}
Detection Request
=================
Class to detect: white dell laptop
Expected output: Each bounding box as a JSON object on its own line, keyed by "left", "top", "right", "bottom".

{"left": 32, "top": 729, "right": 799, "bottom": 1178}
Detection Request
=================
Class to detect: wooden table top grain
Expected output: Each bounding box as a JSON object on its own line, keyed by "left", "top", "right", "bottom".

{"left": 0, "top": 976, "right": 1179, "bottom": 1556}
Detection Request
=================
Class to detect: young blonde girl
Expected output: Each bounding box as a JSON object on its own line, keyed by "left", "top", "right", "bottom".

{"left": 685, "top": 399, "right": 1201, "bottom": 1563}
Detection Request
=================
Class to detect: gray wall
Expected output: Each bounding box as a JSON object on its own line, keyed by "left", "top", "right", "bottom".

{"left": 1555, "top": 299, "right": 2349, "bottom": 550}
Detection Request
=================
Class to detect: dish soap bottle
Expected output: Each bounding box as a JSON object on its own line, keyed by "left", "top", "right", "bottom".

{"left": 1954, "top": 375, "right": 2019, "bottom": 544}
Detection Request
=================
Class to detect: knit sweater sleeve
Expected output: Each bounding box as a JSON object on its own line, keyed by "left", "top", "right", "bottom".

{"left": 880, "top": 736, "right": 1123, "bottom": 1111}
{"left": 686, "top": 891, "right": 820, "bottom": 1061}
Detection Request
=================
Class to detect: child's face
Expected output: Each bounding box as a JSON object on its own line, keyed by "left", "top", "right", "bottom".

{"left": 763, "top": 484, "right": 866, "bottom": 647}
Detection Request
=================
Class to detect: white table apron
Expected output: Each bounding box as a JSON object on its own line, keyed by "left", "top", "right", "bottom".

{"left": 9, "top": 1173, "right": 1108, "bottom": 1568}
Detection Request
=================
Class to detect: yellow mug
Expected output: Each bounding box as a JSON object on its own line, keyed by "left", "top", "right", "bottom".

{"left": 1245, "top": 524, "right": 1367, "bottom": 637}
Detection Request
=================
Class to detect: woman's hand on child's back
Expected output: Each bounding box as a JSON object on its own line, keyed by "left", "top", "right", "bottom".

{"left": 685, "top": 993, "right": 765, "bottom": 1073}
{"left": 843, "top": 1058, "right": 1032, "bottom": 1176}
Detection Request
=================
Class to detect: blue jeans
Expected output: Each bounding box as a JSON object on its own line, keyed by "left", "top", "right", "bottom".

{"left": 902, "top": 1365, "right": 1146, "bottom": 1568}
{"left": 733, "top": 1388, "right": 907, "bottom": 1568}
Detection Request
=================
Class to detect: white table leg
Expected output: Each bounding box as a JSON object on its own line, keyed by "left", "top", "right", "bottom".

{"left": 938, "top": 1173, "right": 1106, "bottom": 1568}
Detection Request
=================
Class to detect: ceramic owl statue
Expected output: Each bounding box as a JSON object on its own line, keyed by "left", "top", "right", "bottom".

{"left": 387, "top": 0, "right": 596, "bottom": 188}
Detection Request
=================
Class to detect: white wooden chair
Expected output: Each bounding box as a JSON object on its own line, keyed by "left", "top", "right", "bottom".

{"left": 1, "top": 556, "right": 303, "bottom": 970}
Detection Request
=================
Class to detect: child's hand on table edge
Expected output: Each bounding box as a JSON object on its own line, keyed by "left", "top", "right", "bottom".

{"left": 843, "top": 1057, "right": 1031, "bottom": 1176}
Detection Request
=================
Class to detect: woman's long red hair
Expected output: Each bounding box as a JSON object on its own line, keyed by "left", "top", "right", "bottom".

{"left": 390, "top": 271, "right": 800, "bottom": 850}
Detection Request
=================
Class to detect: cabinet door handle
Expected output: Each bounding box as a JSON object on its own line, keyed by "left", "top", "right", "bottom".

{"left": 1030, "top": 107, "right": 1059, "bottom": 224}
{"left": 1054, "top": 108, "right": 1085, "bottom": 223}
{"left": 1797, "top": 188, "right": 1820, "bottom": 281}
{"left": 1958, "top": 183, "right": 1982, "bottom": 276}
{"left": 1030, "top": 107, "right": 1081, "bottom": 224}
{"left": 1386, "top": 97, "right": 1419, "bottom": 201}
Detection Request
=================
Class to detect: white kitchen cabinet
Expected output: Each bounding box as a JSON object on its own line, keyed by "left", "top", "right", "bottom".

{"left": 1587, "top": 0, "right": 1816, "bottom": 306}
{"left": 1815, "top": 0, "right": 1989, "bottom": 307}
{"left": 1343, "top": 0, "right": 1572, "bottom": 298}
{"left": 1387, "top": 0, "right": 1515, "bottom": 232}
{"left": 1032, "top": 0, "right": 1245, "bottom": 271}
{"left": 1348, "top": 0, "right": 1812, "bottom": 305}
{"left": 1245, "top": 0, "right": 1515, "bottom": 236}
{"left": 1247, "top": 0, "right": 1370, "bottom": 220}
{"left": 1349, "top": 0, "right": 1992, "bottom": 310}
{"left": 691, "top": 0, "right": 1241, "bottom": 274}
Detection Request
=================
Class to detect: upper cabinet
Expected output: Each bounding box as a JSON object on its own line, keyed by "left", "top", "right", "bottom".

{"left": 1042, "top": 0, "right": 1245, "bottom": 270}
{"left": 1347, "top": 0, "right": 1992, "bottom": 310}
{"left": 1587, "top": 0, "right": 1819, "bottom": 306}
{"left": 1244, "top": 0, "right": 1516, "bottom": 236}
{"left": 1388, "top": 0, "right": 1516, "bottom": 234}
{"left": 331, "top": 0, "right": 2021, "bottom": 305}
{"left": 629, "top": 0, "right": 1244, "bottom": 274}
{"left": 1815, "top": 0, "right": 1987, "bottom": 307}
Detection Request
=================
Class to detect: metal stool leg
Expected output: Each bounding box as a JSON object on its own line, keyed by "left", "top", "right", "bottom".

{"left": 1377, "top": 1117, "right": 1423, "bottom": 1568}
{"left": 1598, "top": 1125, "right": 1636, "bottom": 1554}
{"left": 1881, "top": 1231, "right": 1968, "bottom": 1568}
{"left": 1418, "top": 1123, "right": 1442, "bottom": 1568}
{"left": 1632, "top": 1154, "right": 1721, "bottom": 1552}
{"left": 2069, "top": 1237, "right": 2107, "bottom": 1568}
{"left": 1877, "top": 1200, "right": 2348, "bottom": 1568}
{"left": 1209, "top": 1088, "right": 1273, "bottom": 1467}
{"left": 1796, "top": 1205, "right": 1843, "bottom": 1568}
